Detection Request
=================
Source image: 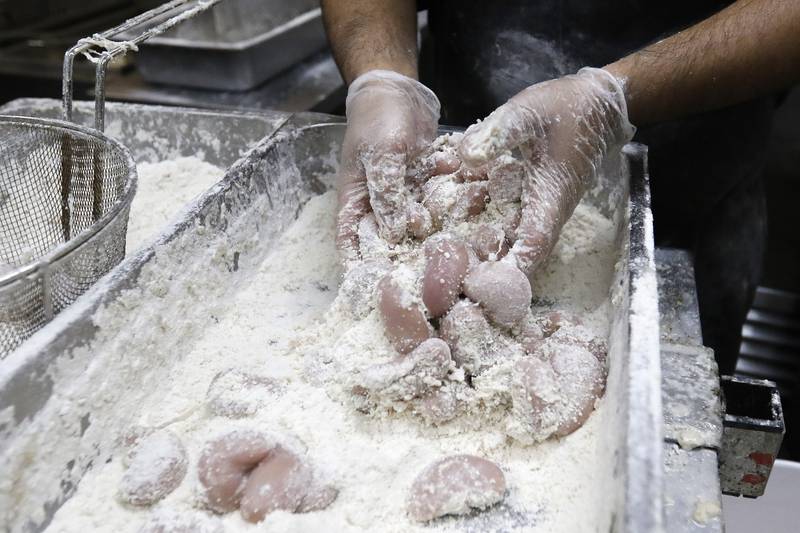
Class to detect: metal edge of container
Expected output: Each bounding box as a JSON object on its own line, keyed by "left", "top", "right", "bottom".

{"left": 0, "top": 98, "right": 285, "bottom": 138}
{"left": 620, "top": 143, "right": 664, "bottom": 532}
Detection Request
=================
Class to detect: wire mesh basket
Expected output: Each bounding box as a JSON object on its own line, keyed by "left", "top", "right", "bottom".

{"left": 0, "top": 116, "right": 137, "bottom": 356}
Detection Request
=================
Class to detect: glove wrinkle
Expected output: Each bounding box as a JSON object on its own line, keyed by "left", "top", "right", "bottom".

{"left": 337, "top": 70, "right": 441, "bottom": 254}
{"left": 459, "top": 67, "right": 635, "bottom": 277}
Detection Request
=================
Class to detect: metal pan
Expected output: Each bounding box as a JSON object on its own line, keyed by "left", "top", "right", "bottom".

{"left": 135, "top": 9, "right": 328, "bottom": 91}
{"left": 0, "top": 114, "right": 662, "bottom": 532}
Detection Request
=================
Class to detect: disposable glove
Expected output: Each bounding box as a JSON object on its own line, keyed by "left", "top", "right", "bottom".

{"left": 458, "top": 67, "right": 635, "bottom": 277}
{"left": 337, "top": 70, "right": 440, "bottom": 262}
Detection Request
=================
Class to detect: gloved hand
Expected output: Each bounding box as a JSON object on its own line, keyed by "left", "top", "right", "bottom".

{"left": 458, "top": 67, "right": 635, "bottom": 277}
{"left": 337, "top": 70, "right": 441, "bottom": 263}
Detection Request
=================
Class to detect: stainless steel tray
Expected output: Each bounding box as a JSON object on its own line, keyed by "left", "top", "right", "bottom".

{"left": 0, "top": 116, "right": 662, "bottom": 532}
{"left": 135, "top": 8, "right": 327, "bottom": 91}
{"left": 162, "top": 0, "right": 318, "bottom": 42}
{"left": 0, "top": 98, "right": 286, "bottom": 167}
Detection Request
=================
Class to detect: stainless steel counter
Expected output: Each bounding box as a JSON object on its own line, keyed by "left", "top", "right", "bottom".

{"left": 657, "top": 247, "right": 724, "bottom": 532}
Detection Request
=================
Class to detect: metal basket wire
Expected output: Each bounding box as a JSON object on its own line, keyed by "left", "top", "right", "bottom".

{"left": 0, "top": 116, "right": 137, "bottom": 356}
{"left": 0, "top": 0, "right": 221, "bottom": 357}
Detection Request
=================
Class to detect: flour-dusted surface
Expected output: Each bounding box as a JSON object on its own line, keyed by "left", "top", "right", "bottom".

{"left": 47, "top": 188, "right": 620, "bottom": 533}
{"left": 126, "top": 157, "right": 224, "bottom": 252}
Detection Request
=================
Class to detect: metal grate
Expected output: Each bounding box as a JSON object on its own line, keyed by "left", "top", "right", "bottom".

{"left": 0, "top": 116, "right": 136, "bottom": 356}
{"left": 738, "top": 287, "right": 800, "bottom": 384}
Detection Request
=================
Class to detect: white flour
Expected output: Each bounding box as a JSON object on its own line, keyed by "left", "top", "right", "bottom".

{"left": 126, "top": 157, "right": 224, "bottom": 252}
{"left": 47, "top": 187, "right": 620, "bottom": 533}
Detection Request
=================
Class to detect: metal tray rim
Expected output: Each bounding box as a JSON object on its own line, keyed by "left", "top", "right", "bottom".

{"left": 140, "top": 7, "right": 321, "bottom": 51}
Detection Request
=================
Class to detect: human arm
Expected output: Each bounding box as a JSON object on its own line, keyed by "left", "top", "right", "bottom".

{"left": 459, "top": 0, "right": 800, "bottom": 277}
{"left": 605, "top": 0, "right": 800, "bottom": 125}
{"left": 321, "top": 0, "right": 418, "bottom": 83}
{"left": 321, "top": 0, "right": 440, "bottom": 260}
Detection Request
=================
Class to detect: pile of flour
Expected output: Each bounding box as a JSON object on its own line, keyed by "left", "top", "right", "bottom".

{"left": 126, "top": 157, "right": 224, "bottom": 252}
{"left": 47, "top": 184, "right": 619, "bottom": 532}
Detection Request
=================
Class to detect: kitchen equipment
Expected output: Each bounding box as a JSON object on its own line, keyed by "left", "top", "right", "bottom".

{"left": 0, "top": 0, "right": 227, "bottom": 358}
{"left": 1, "top": 98, "right": 285, "bottom": 168}
{"left": 134, "top": 4, "right": 327, "bottom": 91}
{"left": 719, "top": 375, "right": 785, "bottom": 497}
{"left": 62, "top": 0, "right": 223, "bottom": 131}
{"left": 0, "top": 115, "right": 663, "bottom": 532}
{"left": 0, "top": 114, "right": 136, "bottom": 358}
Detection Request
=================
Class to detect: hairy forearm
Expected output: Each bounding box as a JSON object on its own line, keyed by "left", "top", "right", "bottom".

{"left": 321, "top": 0, "right": 418, "bottom": 84}
{"left": 605, "top": 0, "right": 800, "bottom": 125}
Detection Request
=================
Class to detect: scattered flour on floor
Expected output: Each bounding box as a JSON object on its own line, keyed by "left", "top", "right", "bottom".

{"left": 126, "top": 157, "right": 224, "bottom": 252}
{"left": 47, "top": 189, "right": 620, "bottom": 533}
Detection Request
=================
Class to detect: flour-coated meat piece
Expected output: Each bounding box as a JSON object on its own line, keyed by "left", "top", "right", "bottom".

{"left": 511, "top": 357, "right": 562, "bottom": 441}
{"left": 469, "top": 224, "right": 508, "bottom": 261}
{"left": 463, "top": 261, "right": 532, "bottom": 329}
{"left": 118, "top": 425, "right": 155, "bottom": 468}
{"left": 197, "top": 430, "right": 335, "bottom": 521}
{"left": 356, "top": 338, "right": 453, "bottom": 401}
{"left": 545, "top": 317, "right": 609, "bottom": 364}
{"left": 407, "top": 201, "right": 435, "bottom": 240}
{"left": 449, "top": 181, "right": 488, "bottom": 222}
{"left": 515, "top": 311, "right": 546, "bottom": 354}
{"left": 206, "top": 368, "right": 284, "bottom": 418}
{"left": 407, "top": 455, "right": 506, "bottom": 522}
{"left": 412, "top": 382, "right": 467, "bottom": 425}
{"left": 430, "top": 150, "right": 461, "bottom": 176}
{"left": 548, "top": 343, "right": 606, "bottom": 436}
{"left": 240, "top": 447, "right": 337, "bottom": 522}
{"left": 422, "top": 235, "right": 470, "bottom": 318}
{"left": 407, "top": 140, "right": 461, "bottom": 184}
{"left": 439, "top": 300, "right": 494, "bottom": 374}
{"left": 239, "top": 447, "right": 312, "bottom": 523}
{"left": 421, "top": 175, "right": 459, "bottom": 228}
{"left": 465, "top": 244, "right": 481, "bottom": 269}
{"left": 118, "top": 430, "right": 187, "bottom": 506}
{"left": 534, "top": 310, "right": 580, "bottom": 337}
{"left": 338, "top": 258, "right": 392, "bottom": 319}
{"left": 456, "top": 163, "right": 488, "bottom": 182}
{"left": 298, "top": 482, "right": 339, "bottom": 513}
{"left": 197, "top": 430, "right": 277, "bottom": 513}
{"left": 439, "top": 300, "right": 522, "bottom": 375}
{"left": 500, "top": 203, "right": 522, "bottom": 241}
{"left": 377, "top": 272, "right": 432, "bottom": 354}
{"left": 512, "top": 340, "right": 606, "bottom": 441}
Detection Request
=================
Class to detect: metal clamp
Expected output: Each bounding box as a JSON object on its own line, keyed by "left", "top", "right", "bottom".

{"left": 62, "top": 0, "right": 222, "bottom": 131}
{"left": 719, "top": 375, "right": 785, "bottom": 498}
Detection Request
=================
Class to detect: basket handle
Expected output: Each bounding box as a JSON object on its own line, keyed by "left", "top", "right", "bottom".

{"left": 62, "top": 0, "right": 222, "bottom": 131}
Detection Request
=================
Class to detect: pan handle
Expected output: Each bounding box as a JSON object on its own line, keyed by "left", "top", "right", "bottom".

{"left": 62, "top": 0, "right": 222, "bottom": 131}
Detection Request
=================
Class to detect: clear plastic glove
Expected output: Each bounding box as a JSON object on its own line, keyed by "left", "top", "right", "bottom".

{"left": 337, "top": 70, "right": 441, "bottom": 262}
{"left": 458, "top": 67, "right": 635, "bottom": 277}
